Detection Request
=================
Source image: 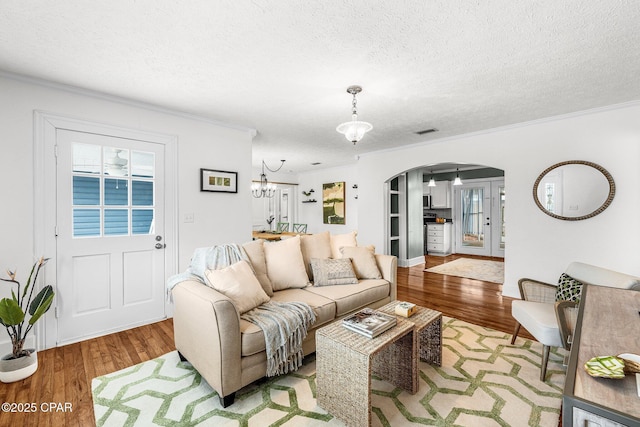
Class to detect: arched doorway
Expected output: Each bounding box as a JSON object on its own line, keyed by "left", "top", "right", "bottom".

{"left": 385, "top": 163, "right": 505, "bottom": 266}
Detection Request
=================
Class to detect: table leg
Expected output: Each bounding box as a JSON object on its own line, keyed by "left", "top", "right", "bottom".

{"left": 420, "top": 316, "right": 442, "bottom": 366}
{"left": 372, "top": 328, "right": 417, "bottom": 394}
{"left": 316, "top": 333, "right": 371, "bottom": 426}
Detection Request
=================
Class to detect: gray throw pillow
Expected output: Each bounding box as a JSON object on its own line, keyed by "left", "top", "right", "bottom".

{"left": 310, "top": 258, "right": 358, "bottom": 287}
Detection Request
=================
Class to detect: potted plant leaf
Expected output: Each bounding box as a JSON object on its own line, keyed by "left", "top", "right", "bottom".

{"left": 0, "top": 257, "right": 54, "bottom": 382}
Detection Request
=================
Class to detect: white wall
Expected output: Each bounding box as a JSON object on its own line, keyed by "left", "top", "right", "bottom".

{"left": 0, "top": 74, "right": 254, "bottom": 351}
{"left": 297, "top": 165, "right": 359, "bottom": 235}
{"left": 353, "top": 102, "right": 640, "bottom": 297}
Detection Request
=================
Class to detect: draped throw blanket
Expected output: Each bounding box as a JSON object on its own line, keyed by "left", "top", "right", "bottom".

{"left": 166, "top": 244, "right": 249, "bottom": 297}
{"left": 241, "top": 301, "right": 316, "bottom": 377}
{"left": 167, "top": 243, "right": 316, "bottom": 376}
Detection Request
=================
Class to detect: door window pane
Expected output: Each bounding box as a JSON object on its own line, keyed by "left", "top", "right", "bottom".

{"left": 104, "top": 209, "right": 128, "bottom": 235}
{"left": 73, "top": 209, "right": 100, "bottom": 237}
{"left": 461, "top": 188, "right": 484, "bottom": 248}
{"left": 104, "top": 178, "right": 128, "bottom": 205}
{"left": 73, "top": 143, "right": 101, "bottom": 174}
{"left": 132, "top": 209, "right": 154, "bottom": 235}
{"left": 131, "top": 151, "right": 155, "bottom": 178}
{"left": 73, "top": 176, "right": 100, "bottom": 205}
{"left": 104, "top": 147, "right": 129, "bottom": 177}
{"left": 132, "top": 181, "right": 153, "bottom": 206}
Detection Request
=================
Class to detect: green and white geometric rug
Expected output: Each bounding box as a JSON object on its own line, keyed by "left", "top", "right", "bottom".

{"left": 92, "top": 317, "right": 565, "bottom": 426}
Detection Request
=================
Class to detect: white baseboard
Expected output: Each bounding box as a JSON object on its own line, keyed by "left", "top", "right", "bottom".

{"left": 397, "top": 256, "right": 425, "bottom": 267}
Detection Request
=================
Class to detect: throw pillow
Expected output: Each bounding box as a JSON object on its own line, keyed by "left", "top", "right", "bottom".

{"left": 555, "top": 273, "right": 583, "bottom": 303}
{"left": 263, "top": 235, "right": 310, "bottom": 291}
{"left": 329, "top": 231, "right": 358, "bottom": 259}
{"left": 204, "top": 260, "right": 270, "bottom": 314}
{"left": 242, "top": 239, "right": 274, "bottom": 296}
{"left": 310, "top": 258, "right": 358, "bottom": 287}
{"left": 340, "top": 246, "right": 382, "bottom": 279}
{"left": 300, "top": 231, "right": 332, "bottom": 280}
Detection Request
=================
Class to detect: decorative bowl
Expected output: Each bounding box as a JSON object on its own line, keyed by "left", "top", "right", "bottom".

{"left": 584, "top": 355, "right": 626, "bottom": 379}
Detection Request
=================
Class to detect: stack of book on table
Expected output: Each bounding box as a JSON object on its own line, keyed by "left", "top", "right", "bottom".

{"left": 342, "top": 308, "right": 397, "bottom": 338}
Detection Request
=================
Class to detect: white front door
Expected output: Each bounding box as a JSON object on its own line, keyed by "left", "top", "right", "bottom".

{"left": 455, "top": 182, "right": 492, "bottom": 256}
{"left": 55, "top": 129, "right": 166, "bottom": 345}
{"left": 454, "top": 179, "right": 505, "bottom": 257}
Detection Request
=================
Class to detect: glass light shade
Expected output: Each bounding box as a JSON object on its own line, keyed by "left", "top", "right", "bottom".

{"left": 453, "top": 176, "right": 463, "bottom": 186}
{"left": 428, "top": 177, "right": 436, "bottom": 187}
{"left": 336, "top": 115, "right": 373, "bottom": 144}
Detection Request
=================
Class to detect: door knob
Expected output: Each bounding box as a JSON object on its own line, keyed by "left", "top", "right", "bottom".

{"left": 155, "top": 243, "right": 166, "bottom": 249}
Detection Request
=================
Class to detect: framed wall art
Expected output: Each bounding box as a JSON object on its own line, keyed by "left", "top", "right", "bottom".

{"left": 200, "top": 168, "right": 238, "bottom": 193}
{"left": 322, "top": 181, "right": 345, "bottom": 224}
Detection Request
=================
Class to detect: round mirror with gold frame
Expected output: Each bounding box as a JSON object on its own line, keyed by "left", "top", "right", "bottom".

{"left": 533, "top": 160, "right": 615, "bottom": 221}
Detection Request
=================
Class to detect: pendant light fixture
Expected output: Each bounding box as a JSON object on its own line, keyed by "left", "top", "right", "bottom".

{"left": 428, "top": 170, "right": 436, "bottom": 187}
{"left": 453, "top": 168, "right": 463, "bottom": 186}
{"left": 251, "top": 160, "right": 285, "bottom": 198}
{"left": 336, "top": 85, "right": 373, "bottom": 145}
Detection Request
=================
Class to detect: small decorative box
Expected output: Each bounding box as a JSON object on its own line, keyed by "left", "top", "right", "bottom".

{"left": 395, "top": 301, "right": 417, "bottom": 318}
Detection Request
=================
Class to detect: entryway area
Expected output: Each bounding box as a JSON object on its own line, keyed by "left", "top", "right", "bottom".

{"left": 34, "top": 112, "right": 178, "bottom": 350}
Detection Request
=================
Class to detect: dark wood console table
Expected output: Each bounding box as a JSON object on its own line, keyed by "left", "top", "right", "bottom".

{"left": 563, "top": 285, "right": 640, "bottom": 426}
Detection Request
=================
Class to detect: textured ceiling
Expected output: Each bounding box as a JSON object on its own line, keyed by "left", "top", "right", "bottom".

{"left": 2, "top": 1, "right": 640, "bottom": 173}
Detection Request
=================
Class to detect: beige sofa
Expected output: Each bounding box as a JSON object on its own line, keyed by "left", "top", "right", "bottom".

{"left": 171, "top": 231, "right": 397, "bottom": 407}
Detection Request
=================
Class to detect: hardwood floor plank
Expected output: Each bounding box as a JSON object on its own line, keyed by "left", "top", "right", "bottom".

{"left": 0, "top": 254, "right": 535, "bottom": 427}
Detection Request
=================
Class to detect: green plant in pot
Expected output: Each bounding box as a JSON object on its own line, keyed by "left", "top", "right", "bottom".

{"left": 0, "top": 257, "right": 54, "bottom": 383}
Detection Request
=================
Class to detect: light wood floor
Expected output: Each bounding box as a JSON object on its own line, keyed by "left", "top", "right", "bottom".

{"left": 0, "top": 254, "right": 529, "bottom": 427}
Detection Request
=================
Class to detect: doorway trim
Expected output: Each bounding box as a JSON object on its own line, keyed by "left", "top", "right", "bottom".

{"left": 33, "top": 111, "right": 179, "bottom": 351}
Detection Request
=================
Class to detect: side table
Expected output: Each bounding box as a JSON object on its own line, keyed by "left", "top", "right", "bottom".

{"left": 377, "top": 302, "right": 443, "bottom": 366}
{"left": 316, "top": 319, "right": 416, "bottom": 426}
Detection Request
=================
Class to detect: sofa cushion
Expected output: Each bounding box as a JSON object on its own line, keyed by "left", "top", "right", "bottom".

{"left": 555, "top": 273, "right": 583, "bottom": 303}
{"left": 242, "top": 239, "right": 274, "bottom": 296}
{"left": 204, "top": 260, "right": 270, "bottom": 314}
{"left": 263, "top": 236, "right": 310, "bottom": 290}
{"left": 340, "top": 246, "right": 382, "bottom": 279}
{"left": 305, "top": 279, "right": 390, "bottom": 316}
{"left": 310, "top": 258, "right": 358, "bottom": 286}
{"left": 300, "top": 231, "right": 332, "bottom": 280}
{"left": 329, "top": 231, "right": 358, "bottom": 259}
{"left": 239, "top": 289, "right": 336, "bottom": 356}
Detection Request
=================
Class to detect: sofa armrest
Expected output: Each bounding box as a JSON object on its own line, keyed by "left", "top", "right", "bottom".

{"left": 171, "top": 280, "right": 242, "bottom": 398}
{"left": 517, "top": 278, "right": 557, "bottom": 303}
{"left": 375, "top": 254, "right": 397, "bottom": 301}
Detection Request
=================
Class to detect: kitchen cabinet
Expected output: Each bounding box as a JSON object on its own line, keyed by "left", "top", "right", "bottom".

{"left": 423, "top": 181, "right": 451, "bottom": 208}
{"left": 425, "top": 223, "right": 452, "bottom": 255}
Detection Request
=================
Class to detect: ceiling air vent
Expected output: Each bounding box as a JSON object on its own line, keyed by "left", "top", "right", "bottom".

{"left": 415, "top": 128, "right": 438, "bottom": 135}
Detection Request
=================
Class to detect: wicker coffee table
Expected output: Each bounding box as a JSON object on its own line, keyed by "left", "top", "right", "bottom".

{"left": 316, "top": 318, "right": 416, "bottom": 426}
{"left": 377, "top": 302, "right": 442, "bottom": 366}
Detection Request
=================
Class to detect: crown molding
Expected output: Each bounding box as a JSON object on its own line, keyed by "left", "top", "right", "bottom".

{"left": 0, "top": 69, "right": 257, "bottom": 136}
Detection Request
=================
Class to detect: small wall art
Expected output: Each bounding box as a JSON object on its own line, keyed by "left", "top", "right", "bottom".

{"left": 322, "top": 181, "right": 345, "bottom": 224}
{"left": 200, "top": 168, "right": 238, "bottom": 193}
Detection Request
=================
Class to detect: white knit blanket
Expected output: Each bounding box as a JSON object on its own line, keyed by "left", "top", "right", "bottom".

{"left": 166, "top": 244, "right": 250, "bottom": 297}
{"left": 167, "top": 243, "right": 316, "bottom": 377}
{"left": 241, "top": 301, "right": 316, "bottom": 377}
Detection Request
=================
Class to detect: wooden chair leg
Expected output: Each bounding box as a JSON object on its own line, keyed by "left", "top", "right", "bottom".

{"left": 540, "top": 345, "right": 550, "bottom": 381}
{"left": 510, "top": 322, "right": 521, "bottom": 345}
